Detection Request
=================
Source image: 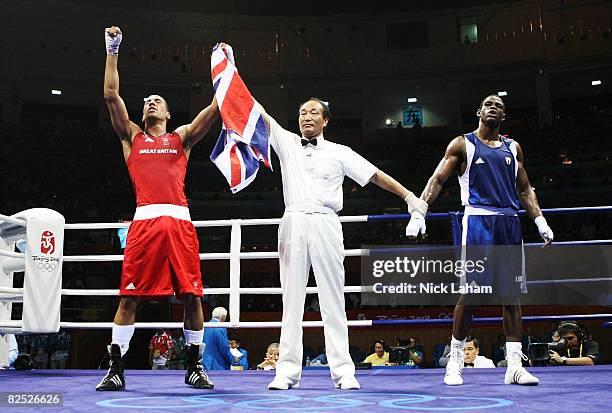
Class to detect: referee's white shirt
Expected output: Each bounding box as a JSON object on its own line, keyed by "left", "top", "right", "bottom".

{"left": 466, "top": 355, "right": 496, "bottom": 368}
{"left": 269, "top": 118, "right": 377, "bottom": 212}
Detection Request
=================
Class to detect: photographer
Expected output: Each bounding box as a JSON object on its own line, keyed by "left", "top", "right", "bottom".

{"left": 549, "top": 322, "right": 599, "bottom": 366}
{"left": 363, "top": 339, "right": 389, "bottom": 366}
{"left": 406, "top": 337, "right": 424, "bottom": 367}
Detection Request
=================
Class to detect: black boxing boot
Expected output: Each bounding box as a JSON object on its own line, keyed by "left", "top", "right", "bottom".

{"left": 184, "top": 344, "right": 214, "bottom": 389}
{"left": 96, "top": 344, "right": 125, "bottom": 391}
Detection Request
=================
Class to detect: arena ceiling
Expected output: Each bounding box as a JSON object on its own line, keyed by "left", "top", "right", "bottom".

{"left": 70, "top": 0, "right": 516, "bottom": 16}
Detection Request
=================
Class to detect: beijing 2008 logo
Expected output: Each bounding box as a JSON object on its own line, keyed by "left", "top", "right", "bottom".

{"left": 40, "top": 231, "right": 55, "bottom": 254}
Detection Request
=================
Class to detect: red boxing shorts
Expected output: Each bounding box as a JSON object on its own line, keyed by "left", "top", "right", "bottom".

{"left": 120, "top": 216, "right": 203, "bottom": 297}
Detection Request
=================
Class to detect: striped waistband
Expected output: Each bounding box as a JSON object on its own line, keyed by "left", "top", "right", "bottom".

{"left": 133, "top": 204, "right": 191, "bottom": 221}
{"left": 464, "top": 205, "right": 518, "bottom": 216}
{"left": 285, "top": 205, "right": 336, "bottom": 215}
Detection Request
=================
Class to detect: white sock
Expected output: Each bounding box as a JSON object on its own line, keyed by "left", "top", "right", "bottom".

{"left": 184, "top": 328, "right": 203, "bottom": 346}
{"left": 112, "top": 324, "right": 135, "bottom": 357}
{"left": 506, "top": 341, "right": 523, "bottom": 367}
{"left": 506, "top": 341, "right": 522, "bottom": 352}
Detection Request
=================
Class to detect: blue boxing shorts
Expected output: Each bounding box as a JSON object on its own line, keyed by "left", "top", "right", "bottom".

{"left": 459, "top": 208, "right": 526, "bottom": 300}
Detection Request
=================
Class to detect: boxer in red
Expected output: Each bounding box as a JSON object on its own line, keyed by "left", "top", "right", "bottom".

{"left": 96, "top": 26, "right": 218, "bottom": 391}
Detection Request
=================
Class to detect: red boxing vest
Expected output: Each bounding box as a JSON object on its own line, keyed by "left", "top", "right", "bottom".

{"left": 127, "top": 131, "right": 188, "bottom": 207}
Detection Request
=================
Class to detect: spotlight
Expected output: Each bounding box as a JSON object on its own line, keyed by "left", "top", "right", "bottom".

{"left": 51, "top": 89, "right": 62, "bottom": 95}
{"left": 498, "top": 91, "right": 508, "bottom": 96}
{"left": 592, "top": 80, "right": 602, "bottom": 86}
{"left": 407, "top": 97, "right": 418, "bottom": 103}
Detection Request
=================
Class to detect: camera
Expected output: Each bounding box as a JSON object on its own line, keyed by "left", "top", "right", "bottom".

{"left": 389, "top": 346, "right": 410, "bottom": 364}
{"left": 13, "top": 354, "right": 34, "bottom": 371}
{"left": 528, "top": 338, "right": 567, "bottom": 366}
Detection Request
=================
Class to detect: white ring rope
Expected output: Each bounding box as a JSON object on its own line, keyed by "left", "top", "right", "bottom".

{"left": 61, "top": 249, "right": 366, "bottom": 263}
{"left": 0, "top": 295, "right": 23, "bottom": 303}
{"left": 2, "top": 320, "right": 373, "bottom": 330}
{"left": 63, "top": 215, "right": 371, "bottom": 230}
{"left": 0, "top": 250, "right": 25, "bottom": 259}
{"left": 0, "top": 286, "right": 371, "bottom": 297}
{"left": 0, "top": 287, "right": 23, "bottom": 294}
{"left": 0, "top": 214, "right": 27, "bottom": 227}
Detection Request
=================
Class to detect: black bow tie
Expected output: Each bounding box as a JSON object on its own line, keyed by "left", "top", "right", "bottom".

{"left": 464, "top": 362, "right": 474, "bottom": 367}
{"left": 301, "top": 138, "right": 317, "bottom": 147}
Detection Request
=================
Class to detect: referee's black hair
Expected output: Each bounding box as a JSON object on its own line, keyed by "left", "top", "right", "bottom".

{"left": 299, "top": 97, "right": 331, "bottom": 120}
{"left": 465, "top": 336, "right": 480, "bottom": 349}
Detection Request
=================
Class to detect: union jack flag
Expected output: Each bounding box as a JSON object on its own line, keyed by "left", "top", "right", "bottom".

{"left": 210, "top": 44, "right": 271, "bottom": 193}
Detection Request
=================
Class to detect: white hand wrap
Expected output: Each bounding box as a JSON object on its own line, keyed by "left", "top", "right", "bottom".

{"left": 405, "top": 192, "right": 428, "bottom": 216}
{"left": 534, "top": 216, "right": 554, "bottom": 243}
{"left": 405, "top": 193, "right": 428, "bottom": 237}
{"left": 222, "top": 44, "right": 235, "bottom": 65}
{"left": 105, "top": 30, "right": 122, "bottom": 55}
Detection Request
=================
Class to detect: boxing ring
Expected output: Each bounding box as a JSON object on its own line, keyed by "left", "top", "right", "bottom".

{"left": 0, "top": 206, "right": 611, "bottom": 412}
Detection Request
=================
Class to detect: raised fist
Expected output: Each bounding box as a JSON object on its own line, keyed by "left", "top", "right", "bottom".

{"left": 105, "top": 26, "right": 123, "bottom": 55}
{"left": 217, "top": 42, "right": 235, "bottom": 65}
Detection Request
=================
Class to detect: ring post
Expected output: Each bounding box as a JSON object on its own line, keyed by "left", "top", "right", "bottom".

{"left": 17, "top": 209, "right": 65, "bottom": 333}
{"left": 448, "top": 212, "right": 462, "bottom": 246}
{"left": 229, "top": 220, "right": 241, "bottom": 327}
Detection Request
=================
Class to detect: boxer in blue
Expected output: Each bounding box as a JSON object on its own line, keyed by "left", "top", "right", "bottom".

{"left": 407, "top": 94, "right": 554, "bottom": 386}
